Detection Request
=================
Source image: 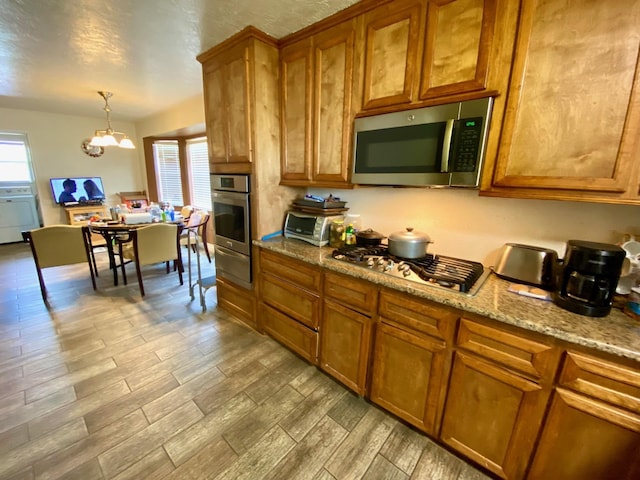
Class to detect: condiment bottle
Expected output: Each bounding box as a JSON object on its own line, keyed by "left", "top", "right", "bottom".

{"left": 345, "top": 223, "right": 356, "bottom": 245}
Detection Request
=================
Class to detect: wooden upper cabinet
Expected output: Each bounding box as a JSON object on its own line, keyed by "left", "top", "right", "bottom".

{"left": 361, "top": 0, "right": 497, "bottom": 110}
{"left": 280, "top": 38, "right": 313, "bottom": 183}
{"left": 486, "top": 0, "right": 640, "bottom": 203}
{"left": 420, "top": 0, "right": 496, "bottom": 99}
{"left": 198, "top": 27, "right": 279, "bottom": 174}
{"left": 280, "top": 20, "right": 356, "bottom": 187}
{"left": 201, "top": 42, "right": 251, "bottom": 167}
{"left": 361, "top": 0, "right": 425, "bottom": 109}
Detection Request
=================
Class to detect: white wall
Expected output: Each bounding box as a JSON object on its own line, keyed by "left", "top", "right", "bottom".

{"left": 0, "top": 107, "right": 141, "bottom": 226}
{"left": 308, "top": 186, "right": 640, "bottom": 265}
{"left": 135, "top": 94, "right": 205, "bottom": 139}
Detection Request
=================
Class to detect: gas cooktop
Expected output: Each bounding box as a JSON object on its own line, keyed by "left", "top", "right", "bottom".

{"left": 331, "top": 245, "right": 490, "bottom": 296}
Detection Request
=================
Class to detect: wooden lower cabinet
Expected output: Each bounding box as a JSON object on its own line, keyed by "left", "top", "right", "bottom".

{"left": 527, "top": 351, "right": 640, "bottom": 480}
{"left": 319, "top": 298, "right": 372, "bottom": 395}
{"left": 440, "top": 317, "right": 561, "bottom": 480}
{"left": 216, "top": 276, "right": 256, "bottom": 330}
{"left": 440, "top": 352, "right": 552, "bottom": 480}
{"left": 370, "top": 321, "right": 450, "bottom": 436}
{"left": 319, "top": 272, "right": 377, "bottom": 394}
{"left": 258, "top": 249, "right": 321, "bottom": 364}
{"left": 369, "top": 289, "right": 457, "bottom": 436}
{"left": 260, "top": 303, "right": 318, "bottom": 364}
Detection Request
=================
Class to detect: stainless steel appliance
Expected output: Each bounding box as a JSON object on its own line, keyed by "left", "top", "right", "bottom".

{"left": 283, "top": 211, "right": 344, "bottom": 247}
{"left": 211, "top": 174, "right": 252, "bottom": 289}
{"left": 553, "top": 240, "right": 626, "bottom": 317}
{"left": 331, "top": 245, "right": 489, "bottom": 296}
{"left": 493, "top": 243, "right": 559, "bottom": 290}
{"left": 352, "top": 97, "right": 493, "bottom": 187}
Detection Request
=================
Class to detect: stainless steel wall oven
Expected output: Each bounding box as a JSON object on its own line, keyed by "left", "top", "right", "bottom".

{"left": 211, "top": 174, "right": 252, "bottom": 289}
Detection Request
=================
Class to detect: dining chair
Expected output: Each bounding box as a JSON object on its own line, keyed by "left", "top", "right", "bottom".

{"left": 181, "top": 205, "right": 194, "bottom": 221}
{"left": 117, "top": 223, "right": 183, "bottom": 296}
{"left": 179, "top": 210, "right": 212, "bottom": 262}
{"left": 22, "top": 225, "right": 96, "bottom": 303}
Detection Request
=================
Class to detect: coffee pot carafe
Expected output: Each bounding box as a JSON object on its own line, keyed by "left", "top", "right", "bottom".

{"left": 553, "top": 240, "right": 625, "bottom": 317}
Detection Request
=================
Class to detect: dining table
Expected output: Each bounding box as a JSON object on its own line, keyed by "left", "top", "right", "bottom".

{"left": 89, "top": 220, "right": 184, "bottom": 286}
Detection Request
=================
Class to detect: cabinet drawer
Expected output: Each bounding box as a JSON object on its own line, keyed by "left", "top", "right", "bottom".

{"left": 324, "top": 271, "right": 378, "bottom": 316}
{"left": 260, "top": 273, "right": 320, "bottom": 330}
{"left": 559, "top": 351, "right": 640, "bottom": 415}
{"left": 379, "top": 289, "right": 458, "bottom": 342}
{"left": 260, "top": 303, "right": 318, "bottom": 364}
{"left": 260, "top": 249, "right": 321, "bottom": 292}
{"left": 217, "top": 277, "right": 256, "bottom": 330}
{"left": 456, "top": 317, "right": 560, "bottom": 381}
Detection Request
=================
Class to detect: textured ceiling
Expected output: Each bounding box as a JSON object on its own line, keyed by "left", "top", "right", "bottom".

{"left": 0, "top": 0, "right": 360, "bottom": 121}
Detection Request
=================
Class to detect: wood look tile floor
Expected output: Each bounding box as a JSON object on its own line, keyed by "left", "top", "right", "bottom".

{"left": 0, "top": 242, "right": 493, "bottom": 480}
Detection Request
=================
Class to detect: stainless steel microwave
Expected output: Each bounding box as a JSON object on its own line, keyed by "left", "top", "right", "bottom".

{"left": 352, "top": 97, "right": 493, "bottom": 188}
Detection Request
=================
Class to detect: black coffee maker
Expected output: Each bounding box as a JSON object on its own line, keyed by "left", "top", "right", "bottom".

{"left": 553, "top": 240, "right": 626, "bottom": 317}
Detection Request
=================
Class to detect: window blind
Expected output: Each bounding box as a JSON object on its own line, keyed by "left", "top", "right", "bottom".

{"left": 0, "top": 133, "right": 33, "bottom": 183}
{"left": 186, "top": 137, "right": 211, "bottom": 210}
{"left": 153, "top": 140, "right": 184, "bottom": 205}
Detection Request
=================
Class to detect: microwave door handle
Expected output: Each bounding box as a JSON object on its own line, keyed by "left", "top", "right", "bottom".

{"left": 440, "top": 118, "right": 455, "bottom": 172}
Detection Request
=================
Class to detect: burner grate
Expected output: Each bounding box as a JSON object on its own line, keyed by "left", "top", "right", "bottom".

{"left": 331, "top": 245, "right": 484, "bottom": 293}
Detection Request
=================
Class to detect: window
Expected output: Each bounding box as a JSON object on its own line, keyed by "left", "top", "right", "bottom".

{"left": 146, "top": 135, "right": 211, "bottom": 210}
{"left": 186, "top": 137, "right": 212, "bottom": 210}
{"left": 153, "top": 140, "right": 184, "bottom": 205}
{"left": 0, "top": 132, "right": 33, "bottom": 183}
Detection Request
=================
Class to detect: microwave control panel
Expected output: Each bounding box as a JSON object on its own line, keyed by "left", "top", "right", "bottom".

{"left": 450, "top": 117, "right": 484, "bottom": 172}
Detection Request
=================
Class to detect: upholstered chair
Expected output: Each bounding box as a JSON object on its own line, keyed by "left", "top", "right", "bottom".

{"left": 118, "top": 223, "right": 183, "bottom": 296}
{"left": 23, "top": 225, "right": 96, "bottom": 303}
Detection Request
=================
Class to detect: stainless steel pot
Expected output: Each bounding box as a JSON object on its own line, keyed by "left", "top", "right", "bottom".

{"left": 388, "top": 227, "right": 432, "bottom": 258}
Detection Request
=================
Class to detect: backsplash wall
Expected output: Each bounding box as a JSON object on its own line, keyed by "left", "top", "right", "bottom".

{"left": 308, "top": 187, "right": 640, "bottom": 266}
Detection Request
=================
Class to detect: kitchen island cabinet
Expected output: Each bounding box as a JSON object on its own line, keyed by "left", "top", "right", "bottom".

{"left": 370, "top": 289, "right": 457, "bottom": 436}
{"left": 279, "top": 20, "right": 356, "bottom": 188}
{"left": 482, "top": 0, "right": 640, "bottom": 205}
{"left": 526, "top": 351, "right": 640, "bottom": 480}
{"left": 319, "top": 271, "right": 377, "bottom": 395}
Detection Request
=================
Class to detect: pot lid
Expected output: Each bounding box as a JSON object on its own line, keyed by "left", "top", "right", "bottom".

{"left": 356, "top": 228, "right": 384, "bottom": 239}
{"left": 388, "top": 227, "right": 432, "bottom": 244}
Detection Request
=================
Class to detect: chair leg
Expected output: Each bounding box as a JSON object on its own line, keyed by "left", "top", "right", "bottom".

{"left": 90, "top": 247, "right": 99, "bottom": 277}
{"left": 202, "top": 241, "right": 211, "bottom": 263}
{"left": 118, "top": 242, "right": 128, "bottom": 285}
{"left": 35, "top": 267, "right": 47, "bottom": 303}
{"left": 134, "top": 260, "right": 145, "bottom": 296}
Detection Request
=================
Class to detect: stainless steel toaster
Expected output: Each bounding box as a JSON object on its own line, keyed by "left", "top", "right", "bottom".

{"left": 493, "top": 243, "right": 559, "bottom": 290}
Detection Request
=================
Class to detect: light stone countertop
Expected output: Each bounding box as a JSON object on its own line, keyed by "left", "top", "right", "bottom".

{"left": 255, "top": 237, "right": 640, "bottom": 363}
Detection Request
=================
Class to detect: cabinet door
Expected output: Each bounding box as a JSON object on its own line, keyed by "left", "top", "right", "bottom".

{"left": 224, "top": 44, "right": 252, "bottom": 164}
{"left": 361, "top": 0, "right": 426, "bottom": 109}
{"left": 490, "top": 0, "right": 640, "bottom": 200}
{"left": 440, "top": 352, "right": 551, "bottom": 480}
{"left": 312, "top": 21, "right": 356, "bottom": 185}
{"left": 370, "top": 321, "right": 450, "bottom": 436}
{"left": 419, "top": 0, "right": 496, "bottom": 99}
{"left": 203, "top": 63, "right": 228, "bottom": 165}
{"left": 280, "top": 38, "right": 313, "bottom": 182}
{"left": 202, "top": 43, "right": 252, "bottom": 166}
{"left": 319, "top": 299, "right": 373, "bottom": 395}
{"left": 527, "top": 388, "right": 640, "bottom": 480}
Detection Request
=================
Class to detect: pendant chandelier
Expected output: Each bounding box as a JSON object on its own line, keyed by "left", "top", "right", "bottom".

{"left": 88, "top": 91, "right": 135, "bottom": 149}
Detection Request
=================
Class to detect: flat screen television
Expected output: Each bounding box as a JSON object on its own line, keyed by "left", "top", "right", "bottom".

{"left": 50, "top": 177, "right": 106, "bottom": 205}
